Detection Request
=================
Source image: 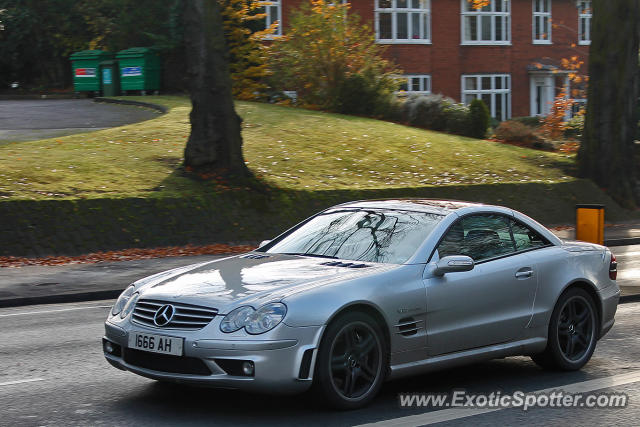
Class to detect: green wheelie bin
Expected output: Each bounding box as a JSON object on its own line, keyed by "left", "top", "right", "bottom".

{"left": 116, "top": 47, "right": 161, "bottom": 95}
{"left": 70, "top": 50, "right": 114, "bottom": 95}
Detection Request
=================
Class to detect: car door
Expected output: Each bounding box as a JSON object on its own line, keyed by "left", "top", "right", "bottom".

{"left": 424, "top": 213, "right": 538, "bottom": 356}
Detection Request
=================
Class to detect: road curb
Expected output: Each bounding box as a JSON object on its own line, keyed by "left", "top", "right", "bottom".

{"left": 620, "top": 294, "right": 640, "bottom": 304}
{"left": 94, "top": 97, "right": 168, "bottom": 113}
{"left": 605, "top": 237, "right": 640, "bottom": 247}
{"left": 0, "top": 289, "right": 123, "bottom": 308}
{"left": 0, "top": 94, "right": 82, "bottom": 100}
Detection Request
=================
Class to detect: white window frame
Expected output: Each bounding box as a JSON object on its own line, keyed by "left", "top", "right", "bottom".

{"left": 532, "top": 0, "right": 552, "bottom": 44}
{"left": 578, "top": 0, "right": 591, "bottom": 45}
{"left": 259, "top": 0, "right": 282, "bottom": 37}
{"left": 461, "top": 0, "right": 511, "bottom": 45}
{"left": 398, "top": 74, "right": 432, "bottom": 94}
{"left": 462, "top": 74, "right": 511, "bottom": 121}
{"left": 375, "top": 0, "right": 432, "bottom": 44}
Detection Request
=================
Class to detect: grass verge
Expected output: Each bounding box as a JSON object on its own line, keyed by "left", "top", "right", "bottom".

{"left": 0, "top": 95, "right": 636, "bottom": 256}
{"left": 0, "top": 95, "right": 578, "bottom": 199}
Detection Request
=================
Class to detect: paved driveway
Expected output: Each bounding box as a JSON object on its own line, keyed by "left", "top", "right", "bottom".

{"left": 0, "top": 99, "right": 160, "bottom": 144}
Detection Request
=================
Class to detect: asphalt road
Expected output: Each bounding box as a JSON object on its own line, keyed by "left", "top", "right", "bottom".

{"left": 1, "top": 299, "right": 639, "bottom": 427}
{"left": 615, "top": 245, "right": 640, "bottom": 295}
{"left": 0, "top": 99, "right": 160, "bottom": 144}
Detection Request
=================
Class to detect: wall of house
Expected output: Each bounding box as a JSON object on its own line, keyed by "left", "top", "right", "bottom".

{"left": 278, "top": 0, "right": 590, "bottom": 118}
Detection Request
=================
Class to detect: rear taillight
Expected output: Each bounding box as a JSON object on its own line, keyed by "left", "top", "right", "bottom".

{"left": 609, "top": 253, "right": 617, "bottom": 280}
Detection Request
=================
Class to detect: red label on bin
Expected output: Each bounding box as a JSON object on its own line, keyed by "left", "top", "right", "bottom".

{"left": 75, "top": 68, "right": 96, "bottom": 77}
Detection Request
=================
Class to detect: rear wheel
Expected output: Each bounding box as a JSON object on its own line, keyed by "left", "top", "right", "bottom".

{"left": 314, "top": 312, "right": 387, "bottom": 409}
{"left": 531, "top": 288, "right": 598, "bottom": 370}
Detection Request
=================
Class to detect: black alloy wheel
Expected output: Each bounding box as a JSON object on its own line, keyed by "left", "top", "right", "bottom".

{"left": 314, "top": 312, "right": 387, "bottom": 409}
{"left": 557, "top": 295, "right": 595, "bottom": 362}
{"left": 329, "top": 322, "right": 381, "bottom": 399}
{"left": 531, "top": 288, "right": 598, "bottom": 370}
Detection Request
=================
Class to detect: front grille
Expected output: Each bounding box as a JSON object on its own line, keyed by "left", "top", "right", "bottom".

{"left": 123, "top": 348, "right": 211, "bottom": 375}
{"left": 132, "top": 299, "right": 218, "bottom": 330}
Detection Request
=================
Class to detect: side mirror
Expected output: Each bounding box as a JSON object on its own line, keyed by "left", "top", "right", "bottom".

{"left": 433, "top": 255, "right": 474, "bottom": 276}
{"left": 259, "top": 240, "right": 272, "bottom": 248}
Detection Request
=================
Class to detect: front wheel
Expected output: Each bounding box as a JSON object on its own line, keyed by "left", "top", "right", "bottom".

{"left": 531, "top": 288, "right": 598, "bottom": 370}
{"left": 313, "top": 312, "right": 387, "bottom": 409}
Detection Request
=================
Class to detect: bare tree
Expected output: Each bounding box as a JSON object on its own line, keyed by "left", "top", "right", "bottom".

{"left": 183, "top": 0, "right": 248, "bottom": 175}
{"left": 578, "top": 0, "right": 640, "bottom": 208}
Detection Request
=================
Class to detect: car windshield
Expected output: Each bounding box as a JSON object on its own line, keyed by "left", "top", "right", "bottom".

{"left": 264, "top": 208, "right": 443, "bottom": 264}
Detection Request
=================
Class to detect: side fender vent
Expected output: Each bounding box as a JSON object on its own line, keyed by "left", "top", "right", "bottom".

{"left": 298, "top": 348, "right": 315, "bottom": 379}
{"left": 395, "top": 317, "right": 423, "bottom": 336}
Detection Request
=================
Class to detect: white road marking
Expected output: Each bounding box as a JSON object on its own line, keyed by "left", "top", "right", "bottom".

{"left": 0, "top": 305, "right": 112, "bottom": 317}
{"left": 613, "top": 250, "right": 640, "bottom": 257}
{"left": 356, "top": 370, "right": 640, "bottom": 427}
{"left": 0, "top": 378, "right": 45, "bottom": 387}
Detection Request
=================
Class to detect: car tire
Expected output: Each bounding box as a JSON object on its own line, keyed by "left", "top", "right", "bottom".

{"left": 531, "top": 287, "right": 598, "bottom": 371}
{"left": 313, "top": 311, "right": 388, "bottom": 410}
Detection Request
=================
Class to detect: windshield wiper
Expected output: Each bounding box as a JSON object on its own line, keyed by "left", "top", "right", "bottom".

{"left": 281, "top": 252, "right": 338, "bottom": 259}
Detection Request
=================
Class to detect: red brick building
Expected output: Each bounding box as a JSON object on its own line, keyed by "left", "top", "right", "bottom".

{"left": 261, "top": 0, "right": 592, "bottom": 120}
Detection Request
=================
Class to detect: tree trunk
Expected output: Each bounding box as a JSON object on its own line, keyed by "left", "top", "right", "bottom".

{"left": 578, "top": 0, "right": 640, "bottom": 208}
{"left": 183, "top": 0, "right": 248, "bottom": 175}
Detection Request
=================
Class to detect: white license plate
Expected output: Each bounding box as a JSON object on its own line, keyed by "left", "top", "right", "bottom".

{"left": 128, "top": 332, "right": 184, "bottom": 356}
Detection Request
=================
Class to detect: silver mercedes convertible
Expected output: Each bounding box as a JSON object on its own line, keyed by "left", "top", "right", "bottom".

{"left": 103, "top": 199, "right": 619, "bottom": 409}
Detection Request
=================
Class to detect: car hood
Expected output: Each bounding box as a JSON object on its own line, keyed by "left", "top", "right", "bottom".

{"left": 132, "top": 253, "right": 394, "bottom": 313}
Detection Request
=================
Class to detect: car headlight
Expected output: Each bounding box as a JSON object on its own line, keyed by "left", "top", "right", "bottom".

{"left": 245, "top": 303, "right": 287, "bottom": 334}
{"left": 220, "top": 303, "right": 287, "bottom": 334}
{"left": 111, "top": 285, "right": 135, "bottom": 316}
{"left": 120, "top": 293, "right": 139, "bottom": 319}
{"left": 220, "top": 306, "right": 255, "bottom": 333}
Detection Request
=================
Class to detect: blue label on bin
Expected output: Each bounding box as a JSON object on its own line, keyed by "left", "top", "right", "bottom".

{"left": 102, "top": 68, "right": 112, "bottom": 84}
{"left": 122, "top": 66, "right": 142, "bottom": 77}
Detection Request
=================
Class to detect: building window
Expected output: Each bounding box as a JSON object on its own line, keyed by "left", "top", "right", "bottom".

{"left": 532, "top": 0, "right": 551, "bottom": 43}
{"left": 375, "top": 0, "right": 431, "bottom": 44}
{"left": 578, "top": 1, "right": 592, "bottom": 45}
{"left": 570, "top": 99, "right": 586, "bottom": 118}
{"left": 461, "top": 0, "right": 511, "bottom": 45}
{"left": 462, "top": 74, "right": 511, "bottom": 121}
{"left": 399, "top": 74, "right": 432, "bottom": 94}
{"left": 258, "top": 0, "right": 282, "bottom": 36}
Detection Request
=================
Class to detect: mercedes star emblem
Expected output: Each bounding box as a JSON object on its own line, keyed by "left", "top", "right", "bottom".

{"left": 153, "top": 304, "right": 175, "bottom": 326}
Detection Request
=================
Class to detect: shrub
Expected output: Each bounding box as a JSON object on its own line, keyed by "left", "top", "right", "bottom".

{"left": 268, "top": 1, "right": 400, "bottom": 109}
{"left": 403, "top": 95, "right": 480, "bottom": 136}
{"left": 541, "top": 95, "right": 572, "bottom": 140}
{"left": 511, "top": 116, "right": 542, "bottom": 128}
{"left": 333, "top": 72, "right": 397, "bottom": 117}
{"left": 404, "top": 94, "right": 453, "bottom": 131}
{"left": 564, "top": 114, "right": 584, "bottom": 139}
{"left": 379, "top": 97, "right": 405, "bottom": 123}
{"left": 467, "top": 99, "right": 490, "bottom": 139}
{"left": 494, "top": 121, "right": 541, "bottom": 144}
{"left": 443, "top": 102, "right": 471, "bottom": 136}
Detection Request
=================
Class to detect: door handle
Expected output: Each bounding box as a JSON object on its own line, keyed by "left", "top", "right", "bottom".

{"left": 515, "top": 269, "right": 533, "bottom": 279}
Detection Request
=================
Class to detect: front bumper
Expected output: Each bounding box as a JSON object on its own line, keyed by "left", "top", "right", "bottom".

{"left": 103, "top": 320, "right": 324, "bottom": 394}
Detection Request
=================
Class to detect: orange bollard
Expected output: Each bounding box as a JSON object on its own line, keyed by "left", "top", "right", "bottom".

{"left": 575, "top": 204, "right": 605, "bottom": 245}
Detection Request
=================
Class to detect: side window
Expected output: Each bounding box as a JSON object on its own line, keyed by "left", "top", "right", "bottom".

{"left": 510, "top": 220, "right": 549, "bottom": 251}
{"left": 436, "top": 214, "right": 516, "bottom": 262}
